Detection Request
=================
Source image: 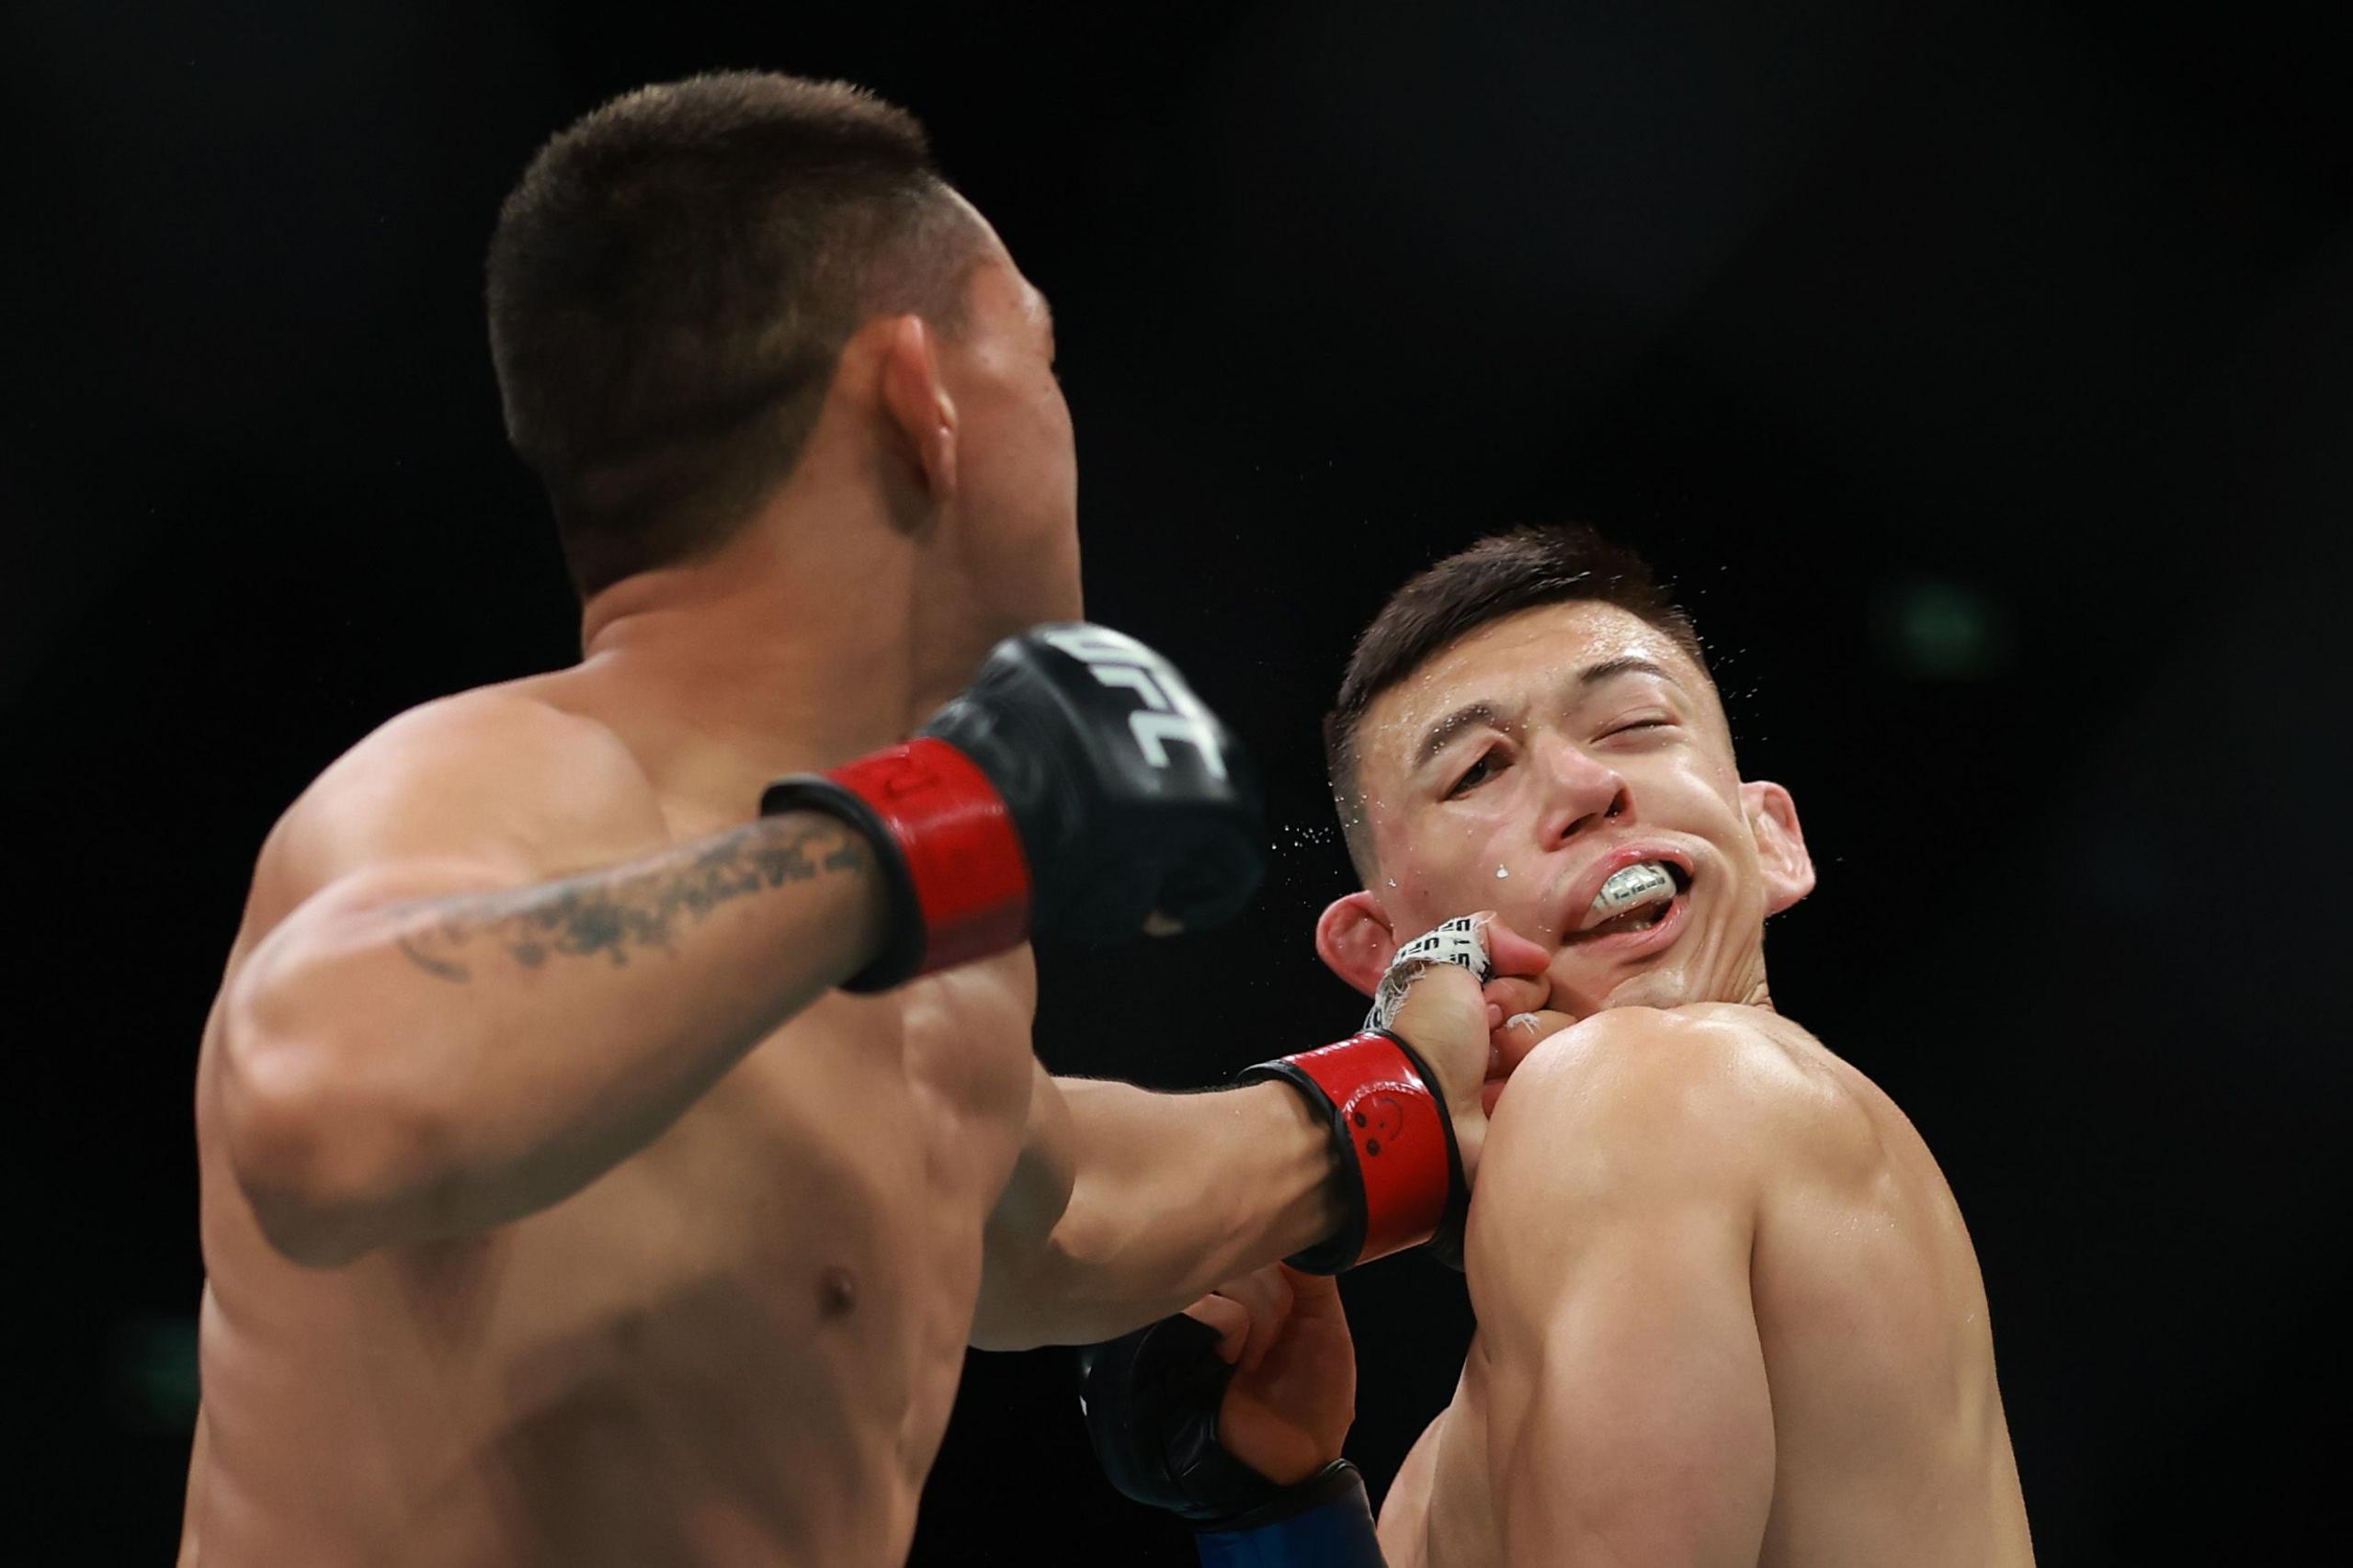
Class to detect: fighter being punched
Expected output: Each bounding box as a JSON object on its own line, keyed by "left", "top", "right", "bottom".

{"left": 1084, "top": 528, "right": 2035, "bottom": 1566}
{"left": 177, "top": 74, "right": 1518, "bottom": 1567}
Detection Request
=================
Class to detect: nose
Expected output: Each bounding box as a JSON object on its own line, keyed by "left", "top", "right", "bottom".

{"left": 1530, "top": 732, "right": 1630, "bottom": 848}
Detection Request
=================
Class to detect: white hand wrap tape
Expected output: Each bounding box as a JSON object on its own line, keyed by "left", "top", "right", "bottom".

{"left": 1364, "top": 915, "right": 1494, "bottom": 1032}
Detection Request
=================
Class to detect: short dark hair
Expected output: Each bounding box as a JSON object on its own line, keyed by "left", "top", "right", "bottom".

{"left": 1324, "top": 526, "right": 1712, "bottom": 879}
{"left": 487, "top": 73, "right": 985, "bottom": 597}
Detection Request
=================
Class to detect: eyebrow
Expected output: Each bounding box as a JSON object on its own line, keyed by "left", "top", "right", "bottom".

{"left": 1415, "top": 701, "right": 1505, "bottom": 767}
{"left": 1411, "top": 657, "right": 1685, "bottom": 768}
{"left": 1579, "top": 655, "right": 1682, "bottom": 689}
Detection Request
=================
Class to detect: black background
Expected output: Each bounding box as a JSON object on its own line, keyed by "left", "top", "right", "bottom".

{"left": 11, "top": 2, "right": 2350, "bottom": 1561}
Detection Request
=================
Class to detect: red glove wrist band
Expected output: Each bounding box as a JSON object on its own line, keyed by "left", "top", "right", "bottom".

{"left": 1241, "top": 1029, "right": 1462, "bottom": 1272}
{"left": 764, "top": 737, "right": 1032, "bottom": 991}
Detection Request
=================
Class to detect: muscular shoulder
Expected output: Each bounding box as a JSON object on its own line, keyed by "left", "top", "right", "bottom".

{"left": 304, "top": 687, "right": 654, "bottom": 819}
{"left": 1476, "top": 1005, "right": 1872, "bottom": 1231}
{"left": 246, "top": 687, "right": 666, "bottom": 933}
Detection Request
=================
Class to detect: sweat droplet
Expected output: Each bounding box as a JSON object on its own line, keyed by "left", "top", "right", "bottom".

{"left": 1495, "top": 866, "right": 1509, "bottom": 879}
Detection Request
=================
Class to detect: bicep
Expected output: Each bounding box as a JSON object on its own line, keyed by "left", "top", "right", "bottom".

{"left": 987, "top": 1062, "right": 1077, "bottom": 1248}
{"left": 1470, "top": 1020, "right": 1777, "bottom": 1566}
{"left": 1483, "top": 1204, "right": 1774, "bottom": 1567}
{"left": 972, "top": 1062, "right": 1076, "bottom": 1347}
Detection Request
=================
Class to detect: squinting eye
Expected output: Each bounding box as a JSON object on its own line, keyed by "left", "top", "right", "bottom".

{"left": 1447, "top": 752, "right": 1504, "bottom": 799}
{"left": 1607, "top": 720, "right": 1672, "bottom": 739}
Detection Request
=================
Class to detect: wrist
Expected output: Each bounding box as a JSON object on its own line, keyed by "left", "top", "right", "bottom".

{"left": 837, "top": 829, "right": 892, "bottom": 985}
{"left": 760, "top": 738, "right": 1032, "bottom": 992}
{"left": 1194, "top": 1462, "right": 1381, "bottom": 1568}
{"left": 1238, "top": 1030, "right": 1466, "bottom": 1273}
{"left": 744, "top": 812, "right": 895, "bottom": 990}
{"left": 1237, "top": 1080, "right": 1353, "bottom": 1263}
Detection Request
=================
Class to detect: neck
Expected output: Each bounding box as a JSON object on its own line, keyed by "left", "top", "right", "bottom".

{"left": 1607, "top": 939, "right": 1774, "bottom": 1018}
{"left": 1724, "top": 937, "right": 1776, "bottom": 1012}
{"left": 573, "top": 468, "right": 995, "bottom": 794}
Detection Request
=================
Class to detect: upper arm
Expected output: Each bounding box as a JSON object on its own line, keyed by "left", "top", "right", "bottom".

{"left": 972, "top": 1062, "right": 1078, "bottom": 1348}
{"left": 1467, "top": 1010, "right": 1778, "bottom": 1567}
{"left": 241, "top": 689, "right": 668, "bottom": 947}
{"left": 984, "top": 1062, "right": 1078, "bottom": 1256}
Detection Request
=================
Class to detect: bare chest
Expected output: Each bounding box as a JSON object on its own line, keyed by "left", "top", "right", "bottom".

{"left": 480, "top": 957, "right": 1037, "bottom": 1394}
{"left": 196, "top": 960, "right": 1040, "bottom": 1564}
{"left": 453, "top": 783, "right": 1040, "bottom": 1413}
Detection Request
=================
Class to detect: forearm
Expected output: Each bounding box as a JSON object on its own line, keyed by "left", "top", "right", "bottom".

{"left": 994, "top": 1078, "right": 1342, "bottom": 1345}
{"left": 222, "top": 812, "right": 883, "bottom": 1263}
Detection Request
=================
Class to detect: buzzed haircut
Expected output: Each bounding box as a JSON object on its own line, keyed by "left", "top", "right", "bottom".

{"left": 1324, "top": 526, "right": 1711, "bottom": 880}
{"left": 487, "top": 72, "right": 986, "bottom": 597}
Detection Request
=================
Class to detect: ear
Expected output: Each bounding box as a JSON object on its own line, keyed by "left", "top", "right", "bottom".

{"left": 1315, "top": 891, "right": 1399, "bottom": 997}
{"left": 1741, "top": 779, "right": 1815, "bottom": 915}
{"left": 877, "top": 313, "right": 958, "bottom": 506}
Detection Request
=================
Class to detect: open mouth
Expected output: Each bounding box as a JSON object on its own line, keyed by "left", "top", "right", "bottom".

{"left": 1569, "top": 860, "right": 1691, "bottom": 942}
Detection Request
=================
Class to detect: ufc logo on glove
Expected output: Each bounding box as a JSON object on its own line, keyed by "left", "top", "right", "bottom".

{"left": 1040, "top": 626, "right": 1232, "bottom": 779}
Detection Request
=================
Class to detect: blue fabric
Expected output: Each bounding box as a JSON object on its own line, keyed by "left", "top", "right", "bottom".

{"left": 1194, "top": 1472, "right": 1383, "bottom": 1568}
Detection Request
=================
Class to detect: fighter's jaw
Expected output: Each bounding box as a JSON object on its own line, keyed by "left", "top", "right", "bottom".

{"left": 1543, "top": 893, "right": 1764, "bottom": 1016}
{"left": 1540, "top": 962, "right": 1687, "bottom": 1021}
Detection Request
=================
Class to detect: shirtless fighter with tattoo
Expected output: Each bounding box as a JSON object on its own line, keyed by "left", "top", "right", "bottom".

{"left": 1084, "top": 528, "right": 2035, "bottom": 1566}
{"left": 177, "top": 74, "right": 1522, "bottom": 1566}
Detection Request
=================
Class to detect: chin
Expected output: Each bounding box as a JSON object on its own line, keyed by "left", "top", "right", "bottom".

{"left": 1594, "top": 965, "right": 1700, "bottom": 1014}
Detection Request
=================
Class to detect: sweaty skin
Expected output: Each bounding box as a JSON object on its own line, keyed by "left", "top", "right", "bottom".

{"left": 1387, "top": 1004, "right": 2031, "bottom": 1568}
{"left": 184, "top": 678, "right": 1027, "bottom": 1567}
{"left": 1296, "top": 598, "right": 2033, "bottom": 1567}
{"left": 176, "top": 218, "right": 1406, "bottom": 1567}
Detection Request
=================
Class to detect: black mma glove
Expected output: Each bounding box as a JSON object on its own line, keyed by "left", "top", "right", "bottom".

{"left": 1080, "top": 1315, "right": 1382, "bottom": 1563}
{"left": 761, "top": 623, "right": 1261, "bottom": 991}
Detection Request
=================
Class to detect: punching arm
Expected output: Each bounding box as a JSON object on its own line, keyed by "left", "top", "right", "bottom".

{"left": 220, "top": 696, "right": 887, "bottom": 1267}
